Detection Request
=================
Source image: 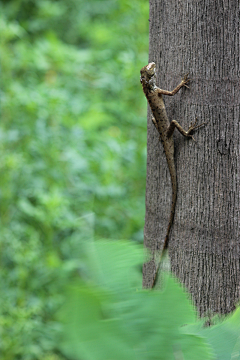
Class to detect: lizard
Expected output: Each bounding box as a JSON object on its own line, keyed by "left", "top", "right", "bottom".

{"left": 140, "top": 62, "right": 205, "bottom": 288}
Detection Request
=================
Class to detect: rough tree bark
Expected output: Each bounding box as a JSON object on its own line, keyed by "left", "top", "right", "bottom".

{"left": 142, "top": 0, "right": 240, "bottom": 316}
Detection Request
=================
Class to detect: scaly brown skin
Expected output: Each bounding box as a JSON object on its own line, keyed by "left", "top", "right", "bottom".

{"left": 140, "top": 62, "right": 205, "bottom": 288}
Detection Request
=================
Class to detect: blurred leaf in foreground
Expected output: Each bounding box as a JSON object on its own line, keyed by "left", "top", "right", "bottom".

{"left": 183, "top": 306, "right": 240, "bottom": 360}
{"left": 57, "top": 240, "right": 214, "bottom": 360}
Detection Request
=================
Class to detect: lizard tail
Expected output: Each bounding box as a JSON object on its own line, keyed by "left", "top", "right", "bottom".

{"left": 151, "top": 172, "right": 177, "bottom": 288}
{"left": 162, "top": 178, "right": 177, "bottom": 252}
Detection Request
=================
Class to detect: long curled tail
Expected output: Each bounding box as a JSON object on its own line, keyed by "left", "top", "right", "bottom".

{"left": 151, "top": 175, "right": 177, "bottom": 288}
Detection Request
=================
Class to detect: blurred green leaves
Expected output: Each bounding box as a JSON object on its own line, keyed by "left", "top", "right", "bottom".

{"left": 57, "top": 239, "right": 240, "bottom": 360}
{"left": 184, "top": 306, "right": 240, "bottom": 360}
{"left": 0, "top": 0, "right": 148, "bottom": 357}
{"left": 58, "top": 240, "right": 214, "bottom": 360}
{"left": 0, "top": 0, "right": 148, "bottom": 242}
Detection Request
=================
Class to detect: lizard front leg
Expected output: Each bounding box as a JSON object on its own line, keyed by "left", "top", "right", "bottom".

{"left": 167, "top": 118, "right": 206, "bottom": 141}
{"left": 156, "top": 74, "right": 190, "bottom": 96}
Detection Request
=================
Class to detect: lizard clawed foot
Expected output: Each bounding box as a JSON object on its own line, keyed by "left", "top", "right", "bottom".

{"left": 187, "top": 118, "right": 206, "bottom": 141}
{"left": 181, "top": 73, "right": 191, "bottom": 88}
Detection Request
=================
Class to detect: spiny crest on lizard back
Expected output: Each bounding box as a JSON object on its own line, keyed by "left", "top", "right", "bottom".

{"left": 140, "top": 62, "right": 157, "bottom": 90}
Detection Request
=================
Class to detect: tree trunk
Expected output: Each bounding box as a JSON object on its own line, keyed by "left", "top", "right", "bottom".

{"left": 142, "top": 0, "right": 240, "bottom": 316}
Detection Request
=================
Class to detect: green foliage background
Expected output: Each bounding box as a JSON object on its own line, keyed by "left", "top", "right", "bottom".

{"left": 0, "top": 0, "right": 148, "bottom": 358}
{"left": 2, "top": 2, "right": 240, "bottom": 359}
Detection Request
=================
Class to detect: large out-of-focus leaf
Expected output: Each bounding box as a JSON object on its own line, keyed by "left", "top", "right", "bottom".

{"left": 58, "top": 240, "right": 213, "bottom": 360}
{"left": 58, "top": 283, "right": 136, "bottom": 360}
{"left": 118, "top": 274, "right": 213, "bottom": 360}
{"left": 184, "top": 306, "right": 240, "bottom": 360}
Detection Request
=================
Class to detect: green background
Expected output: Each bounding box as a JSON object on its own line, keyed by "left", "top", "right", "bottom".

{"left": 0, "top": 0, "right": 149, "bottom": 358}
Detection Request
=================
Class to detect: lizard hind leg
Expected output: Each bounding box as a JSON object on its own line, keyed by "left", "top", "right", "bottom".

{"left": 167, "top": 117, "right": 206, "bottom": 140}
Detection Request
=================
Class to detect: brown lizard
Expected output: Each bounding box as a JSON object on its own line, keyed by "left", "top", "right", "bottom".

{"left": 140, "top": 62, "right": 205, "bottom": 288}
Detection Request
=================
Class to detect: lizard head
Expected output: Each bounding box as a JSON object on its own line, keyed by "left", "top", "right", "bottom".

{"left": 140, "top": 62, "right": 156, "bottom": 89}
